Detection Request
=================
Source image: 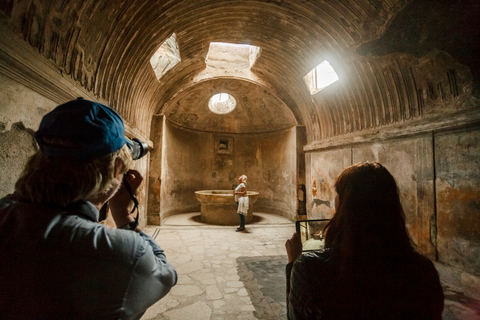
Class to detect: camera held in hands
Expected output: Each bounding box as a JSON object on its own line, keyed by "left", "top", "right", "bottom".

{"left": 99, "top": 137, "right": 148, "bottom": 222}
{"left": 127, "top": 138, "right": 149, "bottom": 160}
{"left": 296, "top": 219, "right": 330, "bottom": 252}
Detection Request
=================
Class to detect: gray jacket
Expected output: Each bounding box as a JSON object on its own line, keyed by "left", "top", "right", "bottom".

{"left": 0, "top": 195, "right": 177, "bottom": 320}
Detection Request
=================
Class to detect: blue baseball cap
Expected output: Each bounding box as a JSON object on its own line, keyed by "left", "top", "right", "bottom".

{"left": 35, "top": 98, "right": 131, "bottom": 159}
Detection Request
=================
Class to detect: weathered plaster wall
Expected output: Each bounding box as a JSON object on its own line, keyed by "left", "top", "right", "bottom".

{"left": 0, "top": 73, "right": 56, "bottom": 198}
{"left": 0, "top": 73, "right": 151, "bottom": 229}
{"left": 435, "top": 127, "right": 480, "bottom": 276}
{"left": 159, "top": 121, "right": 298, "bottom": 223}
{"left": 352, "top": 135, "right": 436, "bottom": 258}
{"left": 305, "top": 125, "right": 480, "bottom": 284}
{"left": 307, "top": 147, "right": 351, "bottom": 219}
{"left": 147, "top": 115, "right": 164, "bottom": 225}
{"left": 0, "top": 122, "right": 38, "bottom": 198}
{"left": 296, "top": 126, "right": 307, "bottom": 215}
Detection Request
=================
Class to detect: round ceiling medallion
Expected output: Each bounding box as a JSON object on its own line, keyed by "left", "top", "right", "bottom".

{"left": 208, "top": 93, "right": 236, "bottom": 114}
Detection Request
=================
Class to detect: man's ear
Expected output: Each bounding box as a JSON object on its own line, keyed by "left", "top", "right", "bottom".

{"left": 114, "top": 157, "right": 124, "bottom": 178}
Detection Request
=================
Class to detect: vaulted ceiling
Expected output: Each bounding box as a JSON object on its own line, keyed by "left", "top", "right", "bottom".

{"left": 1, "top": 0, "right": 478, "bottom": 141}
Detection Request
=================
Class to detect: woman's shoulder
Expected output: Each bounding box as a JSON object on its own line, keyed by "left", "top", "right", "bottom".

{"left": 403, "top": 251, "right": 441, "bottom": 280}
{"left": 237, "top": 182, "right": 246, "bottom": 188}
{"left": 302, "top": 250, "right": 331, "bottom": 261}
{"left": 291, "top": 250, "right": 334, "bottom": 297}
{"left": 294, "top": 250, "right": 331, "bottom": 271}
{"left": 405, "top": 251, "right": 437, "bottom": 269}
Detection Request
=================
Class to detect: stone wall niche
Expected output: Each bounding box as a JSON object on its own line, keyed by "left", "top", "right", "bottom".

{"left": 159, "top": 121, "right": 298, "bottom": 223}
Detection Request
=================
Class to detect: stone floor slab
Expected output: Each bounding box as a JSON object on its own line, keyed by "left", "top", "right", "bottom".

{"left": 141, "top": 213, "right": 478, "bottom": 320}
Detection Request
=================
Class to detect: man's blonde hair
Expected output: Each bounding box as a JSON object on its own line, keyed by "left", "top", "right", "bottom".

{"left": 15, "top": 145, "right": 133, "bottom": 207}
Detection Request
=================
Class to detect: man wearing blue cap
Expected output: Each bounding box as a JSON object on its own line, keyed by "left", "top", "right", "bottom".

{"left": 0, "top": 98, "right": 177, "bottom": 319}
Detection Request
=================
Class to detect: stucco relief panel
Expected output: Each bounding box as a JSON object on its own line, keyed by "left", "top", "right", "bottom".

{"left": 10, "top": 1, "right": 124, "bottom": 91}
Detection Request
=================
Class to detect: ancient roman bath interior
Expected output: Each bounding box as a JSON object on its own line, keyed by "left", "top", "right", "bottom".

{"left": 0, "top": 0, "right": 479, "bottom": 318}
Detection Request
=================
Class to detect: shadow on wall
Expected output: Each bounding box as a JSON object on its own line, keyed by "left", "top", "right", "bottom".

{"left": 237, "top": 256, "right": 287, "bottom": 320}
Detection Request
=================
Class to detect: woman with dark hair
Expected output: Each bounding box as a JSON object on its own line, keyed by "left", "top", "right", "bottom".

{"left": 285, "top": 162, "right": 444, "bottom": 320}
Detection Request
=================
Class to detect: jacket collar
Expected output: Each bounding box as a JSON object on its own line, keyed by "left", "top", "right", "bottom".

{"left": 65, "top": 201, "right": 99, "bottom": 222}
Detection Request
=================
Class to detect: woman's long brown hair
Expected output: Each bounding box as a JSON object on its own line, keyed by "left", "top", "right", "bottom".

{"left": 320, "top": 162, "right": 416, "bottom": 317}
{"left": 324, "top": 162, "right": 414, "bottom": 258}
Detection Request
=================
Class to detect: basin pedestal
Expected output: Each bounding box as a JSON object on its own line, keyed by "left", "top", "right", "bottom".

{"left": 195, "top": 190, "right": 259, "bottom": 226}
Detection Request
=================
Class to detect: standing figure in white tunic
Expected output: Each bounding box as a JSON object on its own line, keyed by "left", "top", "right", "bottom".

{"left": 233, "top": 175, "right": 249, "bottom": 232}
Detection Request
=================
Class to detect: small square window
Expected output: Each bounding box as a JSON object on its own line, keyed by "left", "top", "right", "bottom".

{"left": 215, "top": 136, "right": 233, "bottom": 154}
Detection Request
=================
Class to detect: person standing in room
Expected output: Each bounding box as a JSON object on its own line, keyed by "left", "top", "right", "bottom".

{"left": 285, "top": 162, "right": 444, "bottom": 320}
{"left": 234, "top": 174, "right": 249, "bottom": 232}
{"left": 0, "top": 98, "right": 177, "bottom": 320}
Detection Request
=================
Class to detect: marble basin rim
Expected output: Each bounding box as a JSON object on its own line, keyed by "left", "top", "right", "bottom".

{"left": 194, "top": 190, "right": 259, "bottom": 225}
{"left": 194, "top": 190, "right": 259, "bottom": 203}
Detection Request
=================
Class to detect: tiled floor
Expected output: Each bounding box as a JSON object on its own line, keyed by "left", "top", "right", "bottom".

{"left": 142, "top": 212, "right": 293, "bottom": 320}
{"left": 141, "top": 212, "right": 480, "bottom": 320}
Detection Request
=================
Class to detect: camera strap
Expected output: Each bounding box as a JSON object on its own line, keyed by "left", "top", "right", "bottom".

{"left": 123, "top": 174, "right": 139, "bottom": 230}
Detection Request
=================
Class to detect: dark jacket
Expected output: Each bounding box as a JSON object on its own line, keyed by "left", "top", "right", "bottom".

{"left": 286, "top": 250, "right": 444, "bottom": 320}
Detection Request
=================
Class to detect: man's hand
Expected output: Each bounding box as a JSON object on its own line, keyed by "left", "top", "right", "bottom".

{"left": 109, "top": 169, "right": 143, "bottom": 229}
{"left": 285, "top": 232, "right": 302, "bottom": 264}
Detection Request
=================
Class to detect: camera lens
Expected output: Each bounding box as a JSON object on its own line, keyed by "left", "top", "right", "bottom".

{"left": 127, "top": 138, "right": 149, "bottom": 160}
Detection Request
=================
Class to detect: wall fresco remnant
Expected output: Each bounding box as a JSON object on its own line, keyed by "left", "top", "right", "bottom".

{"left": 308, "top": 148, "right": 350, "bottom": 219}
{"left": 435, "top": 128, "right": 480, "bottom": 275}
{"left": 352, "top": 135, "right": 435, "bottom": 259}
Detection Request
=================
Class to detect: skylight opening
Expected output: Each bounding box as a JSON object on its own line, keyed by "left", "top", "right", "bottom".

{"left": 150, "top": 33, "right": 181, "bottom": 80}
{"left": 206, "top": 42, "right": 261, "bottom": 70}
{"left": 304, "top": 60, "right": 339, "bottom": 95}
{"left": 208, "top": 93, "right": 236, "bottom": 114}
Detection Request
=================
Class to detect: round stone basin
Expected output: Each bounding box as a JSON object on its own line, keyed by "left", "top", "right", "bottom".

{"left": 195, "top": 190, "right": 259, "bottom": 225}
